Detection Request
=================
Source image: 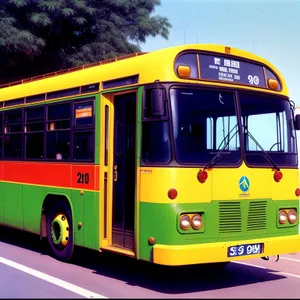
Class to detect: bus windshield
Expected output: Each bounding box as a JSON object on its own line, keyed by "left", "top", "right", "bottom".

{"left": 170, "top": 87, "right": 297, "bottom": 167}
{"left": 170, "top": 87, "right": 241, "bottom": 165}
{"left": 240, "top": 93, "right": 297, "bottom": 167}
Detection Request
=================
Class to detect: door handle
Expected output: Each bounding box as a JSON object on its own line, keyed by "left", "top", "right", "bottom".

{"left": 113, "top": 165, "right": 118, "bottom": 182}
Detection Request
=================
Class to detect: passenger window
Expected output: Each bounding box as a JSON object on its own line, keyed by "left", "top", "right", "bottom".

{"left": 72, "top": 100, "right": 95, "bottom": 162}
{"left": 48, "top": 103, "right": 71, "bottom": 120}
{"left": 74, "top": 131, "right": 94, "bottom": 160}
{"left": 4, "top": 109, "right": 22, "bottom": 133}
{"left": 46, "top": 131, "right": 70, "bottom": 160}
{"left": 25, "top": 106, "right": 44, "bottom": 159}
{"left": 0, "top": 113, "right": 2, "bottom": 158}
{"left": 4, "top": 110, "right": 23, "bottom": 158}
{"left": 47, "top": 102, "right": 71, "bottom": 160}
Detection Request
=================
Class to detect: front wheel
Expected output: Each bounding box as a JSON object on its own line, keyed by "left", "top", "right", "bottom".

{"left": 46, "top": 200, "right": 74, "bottom": 262}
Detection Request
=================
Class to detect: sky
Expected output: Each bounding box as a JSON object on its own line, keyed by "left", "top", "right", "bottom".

{"left": 142, "top": 0, "right": 300, "bottom": 155}
{"left": 143, "top": 0, "right": 300, "bottom": 103}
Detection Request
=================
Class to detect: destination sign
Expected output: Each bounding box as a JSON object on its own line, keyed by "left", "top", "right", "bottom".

{"left": 199, "top": 54, "right": 266, "bottom": 87}
{"left": 75, "top": 105, "right": 92, "bottom": 119}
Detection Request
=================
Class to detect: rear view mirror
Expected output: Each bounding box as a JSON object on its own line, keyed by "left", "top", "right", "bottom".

{"left": 151, "top": 89, "right": 165, "bottom": 116}
{"left": 294, "top": 114, "right": 300, "bottom": 130}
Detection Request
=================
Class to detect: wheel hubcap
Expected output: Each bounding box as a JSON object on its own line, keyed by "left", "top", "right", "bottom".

{"left": 51, "top": 214, "right": 69, "bottom": 248}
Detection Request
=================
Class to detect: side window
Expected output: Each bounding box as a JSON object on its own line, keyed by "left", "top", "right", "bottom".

{"left": 142, "top": 87, "right": 171, "bottom": 164}
{"left": 74, "top": 131, "right": 94, "bottom": 160}
{"left": 4, "top": 109, "right": 23, "bottom": 159}
{"left": 25, "top": 106, "right": 44, "bottom": 159}
{"left": 47, "top": 103, "right": 71, "bottom": 160}
{"left": 0, "top": 113, "right": 2, "bottom": 158}
{"left": 142, "top": 121, "right": 171, "bottom": 163}
{"left": 73, "top": 100, "right": 94, "bottom": 161}
{"left": 143, "top": 88, "right": 167, "bottom": 119}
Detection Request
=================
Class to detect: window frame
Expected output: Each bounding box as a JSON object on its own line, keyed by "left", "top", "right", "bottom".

{"left": 0, "top": 96, "right": 96, "bottom": 163}
{"left": 141, "top": 85, "right": 172, "bottom": 166}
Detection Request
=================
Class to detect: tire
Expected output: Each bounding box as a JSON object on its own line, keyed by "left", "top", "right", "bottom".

{"left": 46, "top": 200, "right": 74, "bottom": 262}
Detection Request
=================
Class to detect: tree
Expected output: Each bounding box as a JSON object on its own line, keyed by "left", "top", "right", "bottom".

{"left": 0, "top": 0, "right": 171, "bottom": 84}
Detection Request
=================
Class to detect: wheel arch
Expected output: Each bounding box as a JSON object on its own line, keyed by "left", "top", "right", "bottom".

{"left": 40, "top": 193, "right": 74, "bottom": 239}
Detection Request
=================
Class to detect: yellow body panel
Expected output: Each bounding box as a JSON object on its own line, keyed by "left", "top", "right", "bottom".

{"left": 139, "top": 163, "right": 299, "bottom": 204}
{"left": 0, "top": 44, "right": 289, "bottom": 102}
{"left": 153, "top": 235, "right": 300, "bottom": 266}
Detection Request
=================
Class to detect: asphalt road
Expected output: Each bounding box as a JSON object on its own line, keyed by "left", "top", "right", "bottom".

{"left": 1, "top": 226, "right": 300, "bottom": 298}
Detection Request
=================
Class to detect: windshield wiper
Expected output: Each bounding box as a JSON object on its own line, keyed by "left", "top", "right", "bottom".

{"left": 243, "top": 127, "right": 280, "bottom": 171}
{"left": 203, "top": 124, "right": 239, "bottom": 171}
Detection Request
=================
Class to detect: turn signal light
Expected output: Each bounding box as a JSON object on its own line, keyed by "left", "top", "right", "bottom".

{"left": 177, "top": 65, "right": 191, "bottom": 77}
{"left": 295, "top": 188, "right": 300, "bottom": 197}
{"left": 197, "top": 170, "right": 208, "bottom": 183}
{"left": 168, "top": 188, "right": 178, "bottom": 200}
{"left": 268, "top": 78, "right": 279, "bottom": 90}
{"left": 274, "top": 170, "right": 283, "bottom": 182}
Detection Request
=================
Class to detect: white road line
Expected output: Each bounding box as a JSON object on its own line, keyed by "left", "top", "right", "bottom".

{"left": 0, "top": 257, "right": 107, "bottom": 299}
{"left": 279, "top": 257, "right": 300, "bottom": 263}
{"left": 233, "top": 261, "right": 300, "bottom": 280}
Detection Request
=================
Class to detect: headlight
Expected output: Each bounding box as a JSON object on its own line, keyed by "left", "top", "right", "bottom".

{"left": 191, "top": 214, "right": 203, "bottom": 230}
{"left": 180, "top": 215, "right": 190, "bottom": 230}
{"left": 288, "top": 209, "right": 297, "bottom": 224}
{"left": 278, "top": 210, "right": 288, "bottom": 224}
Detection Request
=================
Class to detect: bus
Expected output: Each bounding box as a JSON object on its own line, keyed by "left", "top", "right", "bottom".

{"left": 0, "top": 44, "right": 300, "bottom": 266}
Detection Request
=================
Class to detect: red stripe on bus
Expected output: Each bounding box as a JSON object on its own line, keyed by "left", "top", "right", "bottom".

{"left": 0, "top": 161, "right": 100, "bottom": 190}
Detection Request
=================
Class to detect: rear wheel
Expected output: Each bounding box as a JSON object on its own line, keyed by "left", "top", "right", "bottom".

{"left": 46, "top": 200, "right": 74, "bottom": 262}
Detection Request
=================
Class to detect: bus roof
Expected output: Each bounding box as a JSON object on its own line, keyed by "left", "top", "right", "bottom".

{"left": 0, "top": 44, "right": 288, "bottom": 102}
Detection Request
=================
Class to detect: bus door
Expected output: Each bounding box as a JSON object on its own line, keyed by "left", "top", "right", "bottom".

{"left": 101, "top": 90, "right": 137, "bottom": 252}
{"left": 112, "top": 91, "right": 137, "bottom": 250}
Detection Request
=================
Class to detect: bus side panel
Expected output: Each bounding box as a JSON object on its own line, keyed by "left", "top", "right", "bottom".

{"left": 22, "top": 184, "right": 47, "bottom": 233}
{"left": 3, "top": 182, "right": 23, "bottom": 229}
{"left": 71, "top": 189, "right": 84, "bottom": 246}
{"left": 0, "top": 182, "right": 3, "bottom": 223}
{"left": 82, "top": 191, "right": 99, "bottom": 250}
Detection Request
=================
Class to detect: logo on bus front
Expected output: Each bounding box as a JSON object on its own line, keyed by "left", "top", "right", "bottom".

{"left": 239, "top": 176, "right": 250, "bottom": 192}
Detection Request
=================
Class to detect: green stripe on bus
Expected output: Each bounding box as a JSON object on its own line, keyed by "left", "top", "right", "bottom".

{"left": 139, "top": 199, "right": 299, "bottom": 262}
{"left": 0, "top": 182, "right": 100, "bottom": 251}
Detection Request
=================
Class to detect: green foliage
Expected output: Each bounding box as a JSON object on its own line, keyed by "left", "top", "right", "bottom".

{"left": 0, "top": 0, "right": 171, "bottom": 83}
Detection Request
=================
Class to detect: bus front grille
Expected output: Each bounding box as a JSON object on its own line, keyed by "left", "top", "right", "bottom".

{"left": 219, "top": 202, "right": 242, "bottom": 233}
{"left": 247, "top": 200, "right": 267, "bottom": 231}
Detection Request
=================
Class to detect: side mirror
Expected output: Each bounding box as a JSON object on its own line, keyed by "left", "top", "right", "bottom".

{"left": 151, "top": 89, "right": 165, "bottom": 116}
{"left": 294, "top": 114, "right": 300, "bottom": 130}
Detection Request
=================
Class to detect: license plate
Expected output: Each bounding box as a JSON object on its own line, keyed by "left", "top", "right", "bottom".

{"left": 227, "top": 243, "right": 263, "bottom": 257}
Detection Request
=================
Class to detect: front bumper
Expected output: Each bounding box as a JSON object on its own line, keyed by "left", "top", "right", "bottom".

{"left": 153, "top": 235, "right": 300, "bottom": 266}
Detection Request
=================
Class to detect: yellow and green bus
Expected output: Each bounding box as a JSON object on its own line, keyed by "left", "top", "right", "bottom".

{"left": 1, "top": 44, "right": 300, "bottom": 266}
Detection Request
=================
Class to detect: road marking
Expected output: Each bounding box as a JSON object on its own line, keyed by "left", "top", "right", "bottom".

{"left": 0, "top": 257, "right": 107, "bottom": 298}
{"left": 280, "top": 257, "right": 300, "bottom": 263}
{"left": 233, "top": 261, "right": 300, "bottom": 280}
